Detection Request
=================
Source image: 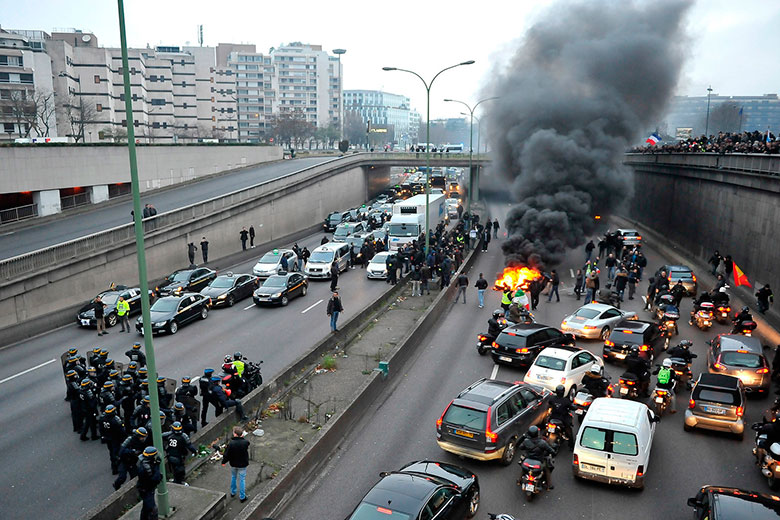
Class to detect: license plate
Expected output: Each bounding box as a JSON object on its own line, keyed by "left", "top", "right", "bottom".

{"left": 581, "top": 463, "right": 605, "bottom": 473}
{"left": 454, "top": 429, "right": 474, "bottom": 438}
{"left": 538, "top": 375, "right": 552, "bottom": 381}
{"left": 547, "top": 425, "right": 556, "bottom": 433}
{"left": 522, "top": 483, "right": 535, "bottom": 492}
{"left": 575, "top": 409, "right": 584, "bottom": 415}
{"left": 620, "top": 387, "right": 629, "bottom": 395}
{"left": 655, "top": 397, "right": 664, "bottom": 404}
{"left": 614, "top": 353, "right": 626, "bottom": 360}
{"left": 81, "top": 319, "right": 90, "bottom": 326}
{"left": 499, "top": 356, "right": 512, "bottom": 362}
{"left": 704, "top": 406, "right": 726, "bottom": 415}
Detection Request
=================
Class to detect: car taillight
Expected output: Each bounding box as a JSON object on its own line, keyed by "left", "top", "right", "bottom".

{"left": 584, "top": 325, "right": 597, "bottom": 330}
{"left": 713, "top": 355, "right": 725, "bottom": 371}
{"left": 656, "top": 390, "right": 667, "bottom": 395}
{"left": 737, "top": 406, "right": 744, "bottom": 417}
{"left": 516, "top": 348, "right": 529, "bottom": 353}
{"left": 485, "top": 406, "right": 498, "bottom": 443}
{"left": 692, "top": 275, "right": 697, "bottom": 282}
{"left": 636, "top": 465, "right": 644, "bottom": 478}
{"left": 492, "top": 341, "right": 498, "bottom": 348}
{"left": 604, "top": 340, "right": 614, "bottom": 347}
{"left": 573, "top": 454, "right": 579, "bottom": 466}
{"left": 758, "top": 368, "right": 770, "bottom": 374}
{"left": 437, "top": 401, "right": 452, "bottom": 429}
{"left": 640, "top": 345, "right": 649, "bottom": 352}
{"left": 689, "top": 399, "right": 695, "bottom": 409}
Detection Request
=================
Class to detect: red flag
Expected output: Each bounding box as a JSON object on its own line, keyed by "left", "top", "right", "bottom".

{"left": 733, "top": 262, "right": 752, "bottom": 288}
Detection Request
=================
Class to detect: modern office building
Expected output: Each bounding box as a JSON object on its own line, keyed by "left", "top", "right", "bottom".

{"left": 343, "top": 89, "right": 419, "bottom": 147}
{"left": 664, "top": 94, "right": 780, "bottom": 136}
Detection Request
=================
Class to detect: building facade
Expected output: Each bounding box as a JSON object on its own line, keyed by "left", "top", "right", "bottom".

{"left": 343, "top": 89, "right": 419, "bottom": 147}
{"left": 664, "top": 94, "right": 780, "bottom": 137}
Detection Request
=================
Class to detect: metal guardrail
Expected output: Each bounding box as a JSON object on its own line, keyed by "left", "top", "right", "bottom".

{"left": 624, "top": 152, "right": 780, "bottom": 176}
{"left": 60, "top": 192, "right": 91, "bottom": 210}
{"left": 0, "top": 203, "right": 38, "bottom": 224}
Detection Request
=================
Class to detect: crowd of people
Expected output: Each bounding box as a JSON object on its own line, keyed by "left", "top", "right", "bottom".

{"left": 632, "top": 130, "right": 779, "bottom": 155}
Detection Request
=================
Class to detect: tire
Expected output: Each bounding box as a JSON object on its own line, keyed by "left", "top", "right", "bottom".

{"left": 769, "top": 474, "right": 780, "bottom": 491}
{"left": 601, "top": 327, "right": 610, "bottom": 340}
{"left": 477, "top": 344, "right": 487, "bottom": 356}
{"left": 568, "top": 385, "right": 577, "bottom": 401}
{"left": 663, "top": 336, "right": 670, "bottom": 351}
{"left": 200, "top": 307, "right": 209, "bottom": 320}
{"left": 106, "top": 313, "right": 117, "bottom": 327}
{"left": 281, "top": 296, "right": 289, "bottom": 306}
{"left": 227, "top": 295, "right": 235, "bottom": 307}
{"left": 683, "top": 423, "right": 693, "bottom": 432}
{"left": 501, "top": 438, "right": 518, "bottom": 466}
{"left": 301, "top": 285, "right": 307, "bottom": 297}
{"left": 466, "top": 486, "right": 480, "bottom": 518}
{"left": 525, "top": 490, "right": 535, "bottom": 502}
{"left": 169, "top": 321, "right": 178, "bottom": 335}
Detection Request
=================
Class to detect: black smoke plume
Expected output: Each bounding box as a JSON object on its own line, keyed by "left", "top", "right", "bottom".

{"left": 486, "top": 0, "right": 691, "bottom": 268}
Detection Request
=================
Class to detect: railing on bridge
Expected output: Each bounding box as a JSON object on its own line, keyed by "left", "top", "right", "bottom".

{"left": 60, "top": 191, "right": 91, "bottom": 210}
{"left": 0, "top": 203, "right": 38, "bottom": 224}
{"left": 624, "top": 153, "right": 780, "bottom": 176}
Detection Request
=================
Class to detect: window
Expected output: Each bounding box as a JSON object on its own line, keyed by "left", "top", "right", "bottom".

{"left": 151, "top": 99, "right": 166, "bottom": 106}
{"left": 442, "top": 405, "right": 486, "bottom": 431}
{"left": 152, "top": 121, "right": 160, "bottom": 129}
{"left": 518, "top": 387, "right": 538, "bottom": 404}
{"left": 496, "top": 399, "right": 520, "bottom": 425}
{"left": 96, "top": 104, "right": 103, "bottom": 112}
{"left": 573, "top": 352, "right": 593, "bottom": 369}
{"left": 150, "top": 75, "right": 157, "bottom": 82}
{"left": 580, "top": 427, "right": 606, "bottom": 450}
{"left": 94, "top": 75, "right": 101, "bottom": 83}
{"left": 579, "top": 427, "right": 638, "bottom": 456}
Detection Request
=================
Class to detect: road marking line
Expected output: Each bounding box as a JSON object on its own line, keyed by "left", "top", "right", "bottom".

{"left": 243, "top": 303, "right": 255, "bottom": 311}
{"left": 490, "top": 363, "right": 500, "bottom": 380}
{"left": 0, "top": 358, "right": 57, "bottom": 385}
{"left": 302, "top": 299, "right": 324, "bottom": 314}
{"left": 570, "top": 269, "right": 575, "bottom": 278}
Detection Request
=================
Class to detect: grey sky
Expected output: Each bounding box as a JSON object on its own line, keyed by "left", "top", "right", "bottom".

{"left": 2, "top": 0, "right": 778, "bottom": 121}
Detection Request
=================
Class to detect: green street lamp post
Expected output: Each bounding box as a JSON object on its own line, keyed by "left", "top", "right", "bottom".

{"left": 117, "top": 0, "right": 169, "bottom": 514}
{"left": 444, "top": 96, "right": 498, "bottom": 215}
{"left": 382, "top": 61, "right": 475, "bottom": 253}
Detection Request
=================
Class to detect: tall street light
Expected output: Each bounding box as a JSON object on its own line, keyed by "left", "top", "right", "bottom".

{"left": 332, "top": 49, "right": 346, "bottom": 141}
{"left": 705, "top": 85, "right": 713, "bottom": 137}
{"left": 117, "top": 0, "right": 170, "bottom": 514}
{"left": 461, "top": 112, "right": 482, "bottom": 155}
{"left": 382, "top": 60, "right": 475, "bottom": 254}
{"left": 445, "top": 96, "right": 498, "bottom": 215}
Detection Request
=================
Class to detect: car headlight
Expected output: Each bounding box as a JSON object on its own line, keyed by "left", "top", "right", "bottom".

{"left": 155, "top": 321, "right": 167, "bottom": 327}
{"left": 272, "top": 292, "right": 282, "bottom": 298}
{"left": 174, "top": 287, "right": 182, "bottom": 293}
{"left": 217, "top": 294, "right": 227, "bottom": 299}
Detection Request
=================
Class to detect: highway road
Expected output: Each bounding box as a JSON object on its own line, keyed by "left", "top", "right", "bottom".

{"left": 0, "top": 156, "right": 333, "bottom": 260}
{"left": 0, "top": 225, "right": 393, "bottom": 520}
{"left": 282, "top": 201, "right": 772, "bottom": 520}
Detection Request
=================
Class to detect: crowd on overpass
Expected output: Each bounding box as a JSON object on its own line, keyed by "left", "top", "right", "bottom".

{"left": 632, "top": 130, "right": 779, "bottom": 155}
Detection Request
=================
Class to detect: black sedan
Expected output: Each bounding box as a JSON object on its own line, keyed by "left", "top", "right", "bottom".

{"left": 253, "top": 272, "right": 308, "bottom": 306}
{"left": 135, "top": 293, "right": 210, "bottom": 335}
{"left": 345, "top": 460, "right": 480, "bottom": 520}
{"left": 201, "top": 272, "right": 259, "bottom": 307}
{"left": 77, "top": 286, "right": 148, "bottom": 328}
{"left": 156, "top": 267, "right": 216, "bottom": 297}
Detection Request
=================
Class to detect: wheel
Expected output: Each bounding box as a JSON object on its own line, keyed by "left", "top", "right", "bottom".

{"left": 106, "top": 313, "right": 117, "bottom": 327}
{"left": 281, "top": 296, "right": 289, "bottom": 306}
{"left": 683, "top": 423, "right": 693, "bottom": 432}
{"left": 769, "top": 474, "right": 780, "bottom": 491}
{"left": 227, "top": 295, "right": 235, "bottom": 307}
{"left": 200, "top": 307, "right": 209, "bottom": 319}
{"left": 663, "top": 336, "right": 670, "bottom": 351}
{"left": 466, "top": 486, "right": 480, "bottom": 518}
{"left": 568, "top": 385, "right": 577, "bottom": 401}
{"left": 500, "top": 438, "right": 518, "bottom": 466}
{"left": 168, "top": 321, "right": 178, "bottom": 334}
{"left": 477, "top": 344, "right": 487, "bottom": 356}
{"left": 600, "top": 327, "right": 610, "bottom": 340}
{"left": 301, "top": 285, "right": 307, "bottom": 296}
{"left": 525, "top": 490, "right": 535, "bottom": 502}
{"left": 735, "top": 431, "right": 744, "bottom": 442}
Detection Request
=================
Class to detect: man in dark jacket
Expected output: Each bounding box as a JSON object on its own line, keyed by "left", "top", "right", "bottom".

{"left": 757, "top": 284, "right": 774, "bottom": 315}
{"left": 547, "top": 270, "right": 560, "bottom": 303}
{"left": 329, "top": 261, "right": 339, "bottom": 292}
{"left": 137, "top": 446, "right": 163, "bottom": 520}
{"left": 222, "top": 426, "right": 250, "bottom": 502}
{"left": 163, "top": 421, "right": 197, "bottom": 484}
{"left": 187, "top": 242, "right": 197, "bottom": 265}
{"left": 327, "top": 291, "right": 343, "bottom": 332}
{"left": 454, "top": 272, "right": 469, "bottom": 304}
{"left": 200, "top": 237, "right": 209, "bottom": 263}
{"left": 99, "top": 404, "right": 126, "bottom": 475}
{"left": 210, "top": 376, "right": 248, "bottom": 421}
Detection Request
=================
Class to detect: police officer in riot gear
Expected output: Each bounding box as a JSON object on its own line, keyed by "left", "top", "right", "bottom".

{"left": 99, "top": 404, "right": 126, "bottom": 474}
{"left": 131, "top": 395, "right": 152, "bottom": 430}
{"left": 125, "top": 342, "right": 147, "bottom": 367}
{"left": 163, "top": 421, "right": 197, "bottom": 484}
{"left": 65, "top": 370, "right": 83, "bottom": 432}
{"left": 549, "top": 385, "right": 576, "bottom": 449}
{"left": 519, "top": 425, "right": 556, "bottom": 490}
{"left": 172, "top": 402, "right": 197, "bottom": 435}
{"left": 99, "top": 380, "right": 117, "bottom": 411}
{"left": 175, "top": 376, "right": 199, "bottom": 433}
{"left": 113, "top": 427, "right": 149, "bottom": 490}
{"left": 79, "top": 378, "right": 100, "bottom": 441}
{"left": 199, "top": 368, "right": 218, "bottom": 427}
{"left": 137, "top": 446, "right": 163, "bottom": 520}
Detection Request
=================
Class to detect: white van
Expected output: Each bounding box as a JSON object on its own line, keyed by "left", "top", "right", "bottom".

{"left": 303, "top": 243, "right": 350, "bottom": 279}
{"left": 573, "top": 398, "right": 658, "bottom": 489}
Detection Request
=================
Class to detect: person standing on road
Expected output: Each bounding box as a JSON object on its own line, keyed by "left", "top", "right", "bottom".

{"left": 757, "top": 284, "right": 774, "bottom": 315}
{"left": 627, "top": 268, "right": 639, "bottom": 300}
{"left": 300, "top": 246, "right": 310, "bottom": 267}
{"left": 481, "top": 226, "right": 491, "bottom": 252}
{"left": 200, "top": 237, "right": 209, "bottom": 263}
{"left": 187, "top": 242, "right": 197, "bottom": 266}
{"left": 605, "top": 254, "right": 617, "bottom": 281}
{"left": 93, "top": 296, "right": 108, "bottom": 336}
{"left": 708, "top": 250, "right": 722, "bottom": 276}
{"left": 410, "top": 265, "right": 421, "bottom": 296}
{"left": 574, "top": 269, "right": 584, "bottom": 300}
{"left": 199, "top": 368, "right": 217, "bottom": 427}
{"left": 585, "top": 273, "right": 597, "bottom": 303}
{"left": 327, "top": 291, "right": 343, "bottom": 333}
{"left": 239, "top": 228, "right": 249, "bottom": 251}
{"left": 475, "top": 273, "right": 489, "bottom": 308}
{"left": 163, "top": 421, "right": 197, "bottom": 484}
{"left": 493, "top": 219, "right": 500, "bottom": 239}
{"left": 454, "top": 272, "right": 469, "bottom": 304}
{"left": 329, "top": 261, "right": 339, "bottom": 292}
{"left": 249, "top": 226, "right": 256, "bottom": 248}
{"left": 137, "top": 446, "right": 163, "bottom": 520}
{"left": 387, "top": 255, "right": 398, "bottom": 285}
{"left": 79, "top": 379, "right": 100, "bottom": 441}
{"left": 222, "top": 426, "right": 250, "bottom": 503}
{"left": 723, "top": 255, "right": 734, "bottom": 278}
{"left": 547, "top": 270, "right": 560, "bottom": 303}
{"left": 116, "top": 296, "right": 131, "bottom": 333}
{"left": 98, "top": 404, "right": 126, "bottom": 475}
{"left": 457, "top": 204, "right": 463, "bottom": 220}
{"left": 66, "top": 370, "right": 83, "bottom": 432}
{"left": 420, "top": 264, "right": 431, "bottom": 295}
{"left": 585, "top": 240, "right": 595, "bottom": 262}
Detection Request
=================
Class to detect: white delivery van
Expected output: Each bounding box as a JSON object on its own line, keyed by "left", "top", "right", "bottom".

{"left": 388, "top": 194, "right": 445, "bottom": 250}
{"left": 573, "top": 398, "right": 658, "bottom": 489}
{"left": 303, "top": 243, "right": 350, "bottom": 279}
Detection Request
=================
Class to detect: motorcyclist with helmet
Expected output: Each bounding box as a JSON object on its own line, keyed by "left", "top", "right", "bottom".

{"left": 732, "top": 306, "right": 754, "bottom": 333}
{"left": 582, "top": 366, "right": 610, "bottom": 398}
{"left": 518, "top": 425, "right": 556, "bottom": 490}
{"left": 652, "top": 358, "right": 678, "bottom": 413}
{"left": 625, "top": 345, "right": 651, "bottom": 397}
{"left": 689, "top": 291, "right": 713, "bottom": 326}
{"left": 666, "top": 340, "right": 697, "bottom": 388}
{"left": 488, "top": 309, "right": 505, "bottom": 339}
{"left": 232, "top": 352, "right": 246, "bottom": 378}
{"left": 549, "top": 385, "right": 576, "bottom": 450}
{"left": 711, "top": 286, "right": 730, "bottom": 306}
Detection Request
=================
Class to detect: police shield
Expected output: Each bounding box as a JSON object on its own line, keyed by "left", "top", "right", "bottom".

{"left": 178, "top": 394, "right": 201, "bottom": 426}
{"left": 161, "top": 378, "right": 177, "bottom": 409}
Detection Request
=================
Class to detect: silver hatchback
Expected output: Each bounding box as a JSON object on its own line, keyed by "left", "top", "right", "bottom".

{"left": 707, "top": 335, "right": 770, "bottom": 395}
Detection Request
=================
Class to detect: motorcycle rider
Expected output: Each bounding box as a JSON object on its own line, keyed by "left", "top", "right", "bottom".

{"left": 519, "top": 425, "right": 556, "bottom": 490}
{"left": 625, "top": 345, "right": 651, "bottom": 397}
{"left": 667, "top": 340, "right": 697, "bottom": 388}
{"left": 506, "top": 302, "right": 522, "bottom": 324}
{"left": 549, "top": 385, "right": 576, "bottom": 450}
{"left": 652, "top": 358, "right": 678, "bottom": 414}
{"left": 487, "top": 309, "right": 505, "bottom": 340}
{"left": 689, "top": 291, "right": 714, "bottom": 326}
{"left": 732, "top": 306, "right": 754, "bottom": 333}
{"left": 712, "top": 286, "right": 730, "bottom": 307}
{"left": 582, "top": 366, "right": 610, "bottom": 398}
{"left": 232, "top": 352, "right": 246, "bottom": 378}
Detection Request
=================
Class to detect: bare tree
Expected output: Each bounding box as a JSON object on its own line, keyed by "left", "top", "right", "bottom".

{"left": 8, "top": 90, "right": 34, "bottom": 138}
{"left": 101, "top": 125, "right": 127, "bottom": 142}
{"left": 268, "top": 109, "right": 313, "bottom": 148}
{"left": 343, "top": 110, "right": 365, "bottom": 148}
{"left": 59, "top": 93, "right": 97, "bottom": 142}
{"left": 27, "top": 89, "right": 57, "bottom": 137}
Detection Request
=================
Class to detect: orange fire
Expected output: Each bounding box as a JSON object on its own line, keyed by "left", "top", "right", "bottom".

{"left": 493, "top": 266, "right": 542, "bottom": 291}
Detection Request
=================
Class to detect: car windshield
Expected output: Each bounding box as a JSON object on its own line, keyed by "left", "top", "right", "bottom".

{"left": 151, "top": 299, "right": 179, "bottom": 312}
{"left": 535, "top": 355, "right": 566, "bottom": 371}
{"left": 670, "top": 271, "right": 693, "bottom": 280}
{"left": 696, "top": 388, "right": 738, "bottom": 405}
{"left": 349, "top": 503, "right": 411, "bottom": 520}
{"left": 309, "top": 251, "right": 334, "bottom": 263}
{"left": 328, "top": 214, "right": 341, "bottom": 222}
{"left": 99, "top": 293, "right": 119, "bottom": 305}
{"left": 257, "top": 253, "right": 281, "bottom": 265}
{"left": 721, "top": 351, "right": 763, "bottom": 368}
{"left": 609, "top": 331, "right": 641, "bottom": 345}
{"left": 210, "top": 277, "right": 234, "bottom": 289}
{"left": 334, "top": 226, "right": 352, "bottom": 237}
{"left": 388, "top": 223, "right": 419, "bottom": 237}
{"left": 172, "top": 271, "right": 191, "bottom": 282}
{"left": 497, "top": 332, "right": 526, "bottom": 348}
{"left": 262, "top": 276, "right": 287, "bottom": 288}
{"left": 573, "top": 308, "right": 600, "bottom": 319}
{"left": 372, "top": 253, "right": 391, "bottom": 264}
{"left": 443, "top": 404, "right": 487, "bottom": 431}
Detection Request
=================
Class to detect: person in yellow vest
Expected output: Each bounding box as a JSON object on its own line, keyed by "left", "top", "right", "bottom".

{"left": 232, "top": 352, "right": 246, "bottom": 377}
{"left": 116, "top": 296, "right": 131, "bottom": 333}
{"left": 501, "top": 286, "right": 512, "bottom": 311}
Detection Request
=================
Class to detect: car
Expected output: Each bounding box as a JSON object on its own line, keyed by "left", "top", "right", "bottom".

{"left": 616, "top": 228, "right": 642, "bottom": 247}
{"left": 436, "top": 378, "right": 552, "bottom": 464}
{"left": 603, "top": 319, "right": 665, "bottom": 363}
{"left": 345, "top": 460, "right": 480, "bottom": 520}
{"left": 573, "top": 398, "right": 658, "bottom": 489}
{"left": 333, "top": 221, "right": 366, "bottom": 241}
{"left": 344, "top": 231, "right": 380, "bottom": 265}
{"left": 524, "top": 346, "right": 604, "bottom": 398}
{"left": 156, "top": 267, "right": 216, "bottom": 297}
{"left": 200, "top": 272, "right": 259, "bottom": 307}
{"left": 253, "top": 272, "right": 308, "bottom": 306}
{"left": 323, "top": 211, "right": 349, "bottom": 231}
{"left": 77, "top": 285, "right": 148, "bottom": 328}
{"left": 135, "top": 293, "right": 210, "bottom": 335}
{"left": 304, "top": 242, "right": 350, "bottom": 279}
{"left": 491, "top": 323, "right": 576, "bottom": 368}
{"left": 657, "top": 264, "right": 697, "bottom": 296}
{"left": 684, "top": 373, "right": 746, "bottom": 439}
{"left": 707, "top": 334, "right": 770, "bottom": 394}
{"left": 445, "top": 198, "right": 460, "bottom": 218}
{"left": 366, "top": 252, "right": 395, "bottom": 280}
{"left": 252, "top": 249, "right": 299, "bottom": 278}
{"left": 688, "top": 485, "right": 780, "bottom": 519}
{"left": 561, "top": 303, "right": 637, "bottom": 340}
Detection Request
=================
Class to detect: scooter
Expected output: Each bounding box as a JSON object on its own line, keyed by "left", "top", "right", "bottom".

{"left": 618, "top": 372, "right": 647, "bottom": 400}
{"left": 693, "top": 302, "right": 715, "bottom": 331}
{"left": 651, "top": 381, "right": 676, "bottom": 417}
{"left": 669, "top": 356, "right": 696, "bottom": 390}
{"left": 477, "top": 318, "right": 508, "bottom": 355}
{"left": 517, "top": 455, "right": 551, "bottom": 502}
{"left": 715, "top": 304, "right": 732, "bottom": 325}
{"left": 733, "top": 319, "right": 757, "bottom": 336}
{"left": 752, "top": 422, "right": 780, "bottom": 491}
{"left": 543, "top": 418, "right": 568, "bottom": 453}
{"left": 573, "top": 385, "right": 613, "bottom": 424}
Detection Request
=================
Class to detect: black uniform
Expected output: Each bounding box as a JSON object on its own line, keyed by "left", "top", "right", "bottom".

{"left": 131, "top": 403, "right": 152, "bottom": 430}
{"left": 66, "top": 379, "right": 83, "bottom": 432}
{"left": 163, "top": 430, "right": 197, "bottom": 483}
{"left": 211, "top": 383, "right": 247, "bottom": 420}
{"left": 199, "top": 373, "right": 220, "bottom": 426}
{"left": 581, "top": 373, "right": 610, "bottom": 398}
{"left": 520, "top": 436, "right": 556, "bottom": 489}
{"left": 173, "top": 408, "right": 197, "bottom": 435}
{"left": 136, "top": 455, "right": 162, "bottom": 520}
{"left": 117, "top": 378, "right": 136, "bottom": 422}
{"left": 113, "top": 434, "right": 147, "bottom": 489}
{"left": 549, "top": 395, "right": 576, "bottom": 449}
{"left": 99, "top": 388, "right": 117, "bottom": 411}
{"left": 175, "top": 383, "right": 199, "bottom": 432}
{"left": 79, "top": 383, "right": 100, "bottom": 441}
{"left": 487, "top": 318, "right": 503, "bottom": 339}
{"left": 99, "top": 413, "right": 126, "bottom": 474}
{"left": 125, "top": 348, "right": 147, "bottom": 367}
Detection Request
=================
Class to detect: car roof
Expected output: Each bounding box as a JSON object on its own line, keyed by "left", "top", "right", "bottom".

{"left": 663, "top": 264, "right": 692, "bottom": 271}
{"left": 503, "top": 323, "right": 552, "bottom": 335}
{"left": 617, "top": 228, "right": 638, "bottom": 233}
{"left": 613, "top": 320, "right": 652, "bottom": 332}
{"left": 705, "top": 486, "right": 780, "bottom": 518}
{"left": 314, "top": 243, "right": 346, "bottom": 252}
{"left": 696, "top": 373, "right": 742, "bottom": 390}
{"left": 585, "top": 398, "right": 646, "bottom": 428}
{"left": 365, "top": 472, "right": 438, "bottom": 512}
{"left": 537, "top": 346, "right": 586, "bottom": 360}
{"left": 266, "top": 273, "right": 295, "bottom": 281}
{"left": 458, "top": 379, "right": 518, "bottom": 405}
{"left": 578, "top": 303, "right": 616, "bottom": 312}
{"left": 718, "top": 334, "right": 763, "bottom": 353}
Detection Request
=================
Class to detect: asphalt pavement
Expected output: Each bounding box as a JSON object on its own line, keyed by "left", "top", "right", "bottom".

{"left": 0, "top": 156, "right": 332, "bottom": 260}
{"left": 0, "top": 227, "right": 392, "bottom": 520}
{"left": 282, "top": 199, "right": 772, "bottom": 520}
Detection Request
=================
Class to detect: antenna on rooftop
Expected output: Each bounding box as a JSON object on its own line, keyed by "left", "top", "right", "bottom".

{"left": 198, "top": 25, "right": 203, "bottom": 47}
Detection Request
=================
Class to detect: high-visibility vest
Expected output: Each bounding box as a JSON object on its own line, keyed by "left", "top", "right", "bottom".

{"left": 117, "top": 300, "right": 130, "bottom": 316}
{"left": 501, "top": 291, "right": 512, "bottom": 306}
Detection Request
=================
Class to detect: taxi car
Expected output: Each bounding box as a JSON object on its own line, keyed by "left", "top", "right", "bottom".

{"left": 156, "top": 267, "right": 216, "bottom": 297}
{"left": 77, "top": 285, "right": 147, "bottom": 328}
{"left": 200, "top": 272, "right": 259, "bottom": 307}
{"left": 253, "top": 272, "right": 308, "bottom": 306}
{"left": 252, "top": 249, "right": 299, "bottom": 278}
{"left": 136, "top": 293, "right": 210, "bottom": 335}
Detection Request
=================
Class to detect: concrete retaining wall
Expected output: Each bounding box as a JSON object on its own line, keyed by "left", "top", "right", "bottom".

{"left": 0, "top": 145, "right": 282, "bottom": 193}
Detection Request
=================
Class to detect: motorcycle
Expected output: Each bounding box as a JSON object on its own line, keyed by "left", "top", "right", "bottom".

{"left": 543, "top": 418, "right": 568, "bottom": 453}
{"left": 669, "top": 356, "right": 696, "bottom": 390}
{"left": 733, "top": 319, "right": 757, "bottom": 336}
{"left": 618, "top": 372, "right": 647, "bottom": 400}
{"left": 654, "top": 294, "right": 676, "bottom": 322}
{"left": 220, "top": 359, "right": 263, "bottom": 399}
{"left": 517, "top": 455, "right": 551, "bottom": 502}
{"left": 573, "top": 385, "right": 613, "bottom": 424}
{"left": 715, "top": 304, "right": 732, "bottom": 325}
{"left": 477, "top": 318, "right": 508, "bottom": 355}
{"left": 693, "top": 302, "right": 715, "bottom": 331}
{"left": 659, "top": 306, "right": 680, "bottom": 350}
{"left": 651, "top": 381, "right": 676, "bottom": 417}
{"left": 752, "top": 422, "right": 780, "bottom": 490}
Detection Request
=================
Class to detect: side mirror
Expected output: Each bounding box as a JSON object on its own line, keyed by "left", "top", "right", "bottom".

{"left": 379, "top": 471, "right": 391, "bottom": 478}
{"left": 650, "top": 414, "right": 661, "bottom": 424}
{"left": 705, "top": 340, "right": 712, "bottom": 346}
{"left": 686, "top": 497, "right": 699, "bottom": 508}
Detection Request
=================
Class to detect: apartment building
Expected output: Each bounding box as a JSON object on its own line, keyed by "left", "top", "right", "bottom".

{"left": 344, "top": 89, "right": 420, "bottom": 146}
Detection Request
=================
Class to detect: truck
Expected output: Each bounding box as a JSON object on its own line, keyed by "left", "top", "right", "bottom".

{"left": 388, "top": 194, "right": 445, "bottom": 250}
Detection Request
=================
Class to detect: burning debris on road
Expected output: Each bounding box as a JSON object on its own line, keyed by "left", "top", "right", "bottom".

{"left": 493, "top": 266, "right": 541, "bottom": 292}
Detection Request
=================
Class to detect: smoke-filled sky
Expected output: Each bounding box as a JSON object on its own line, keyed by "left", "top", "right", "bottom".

{"left": 488, "top": 0, "right": 691, "bottom": 268}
